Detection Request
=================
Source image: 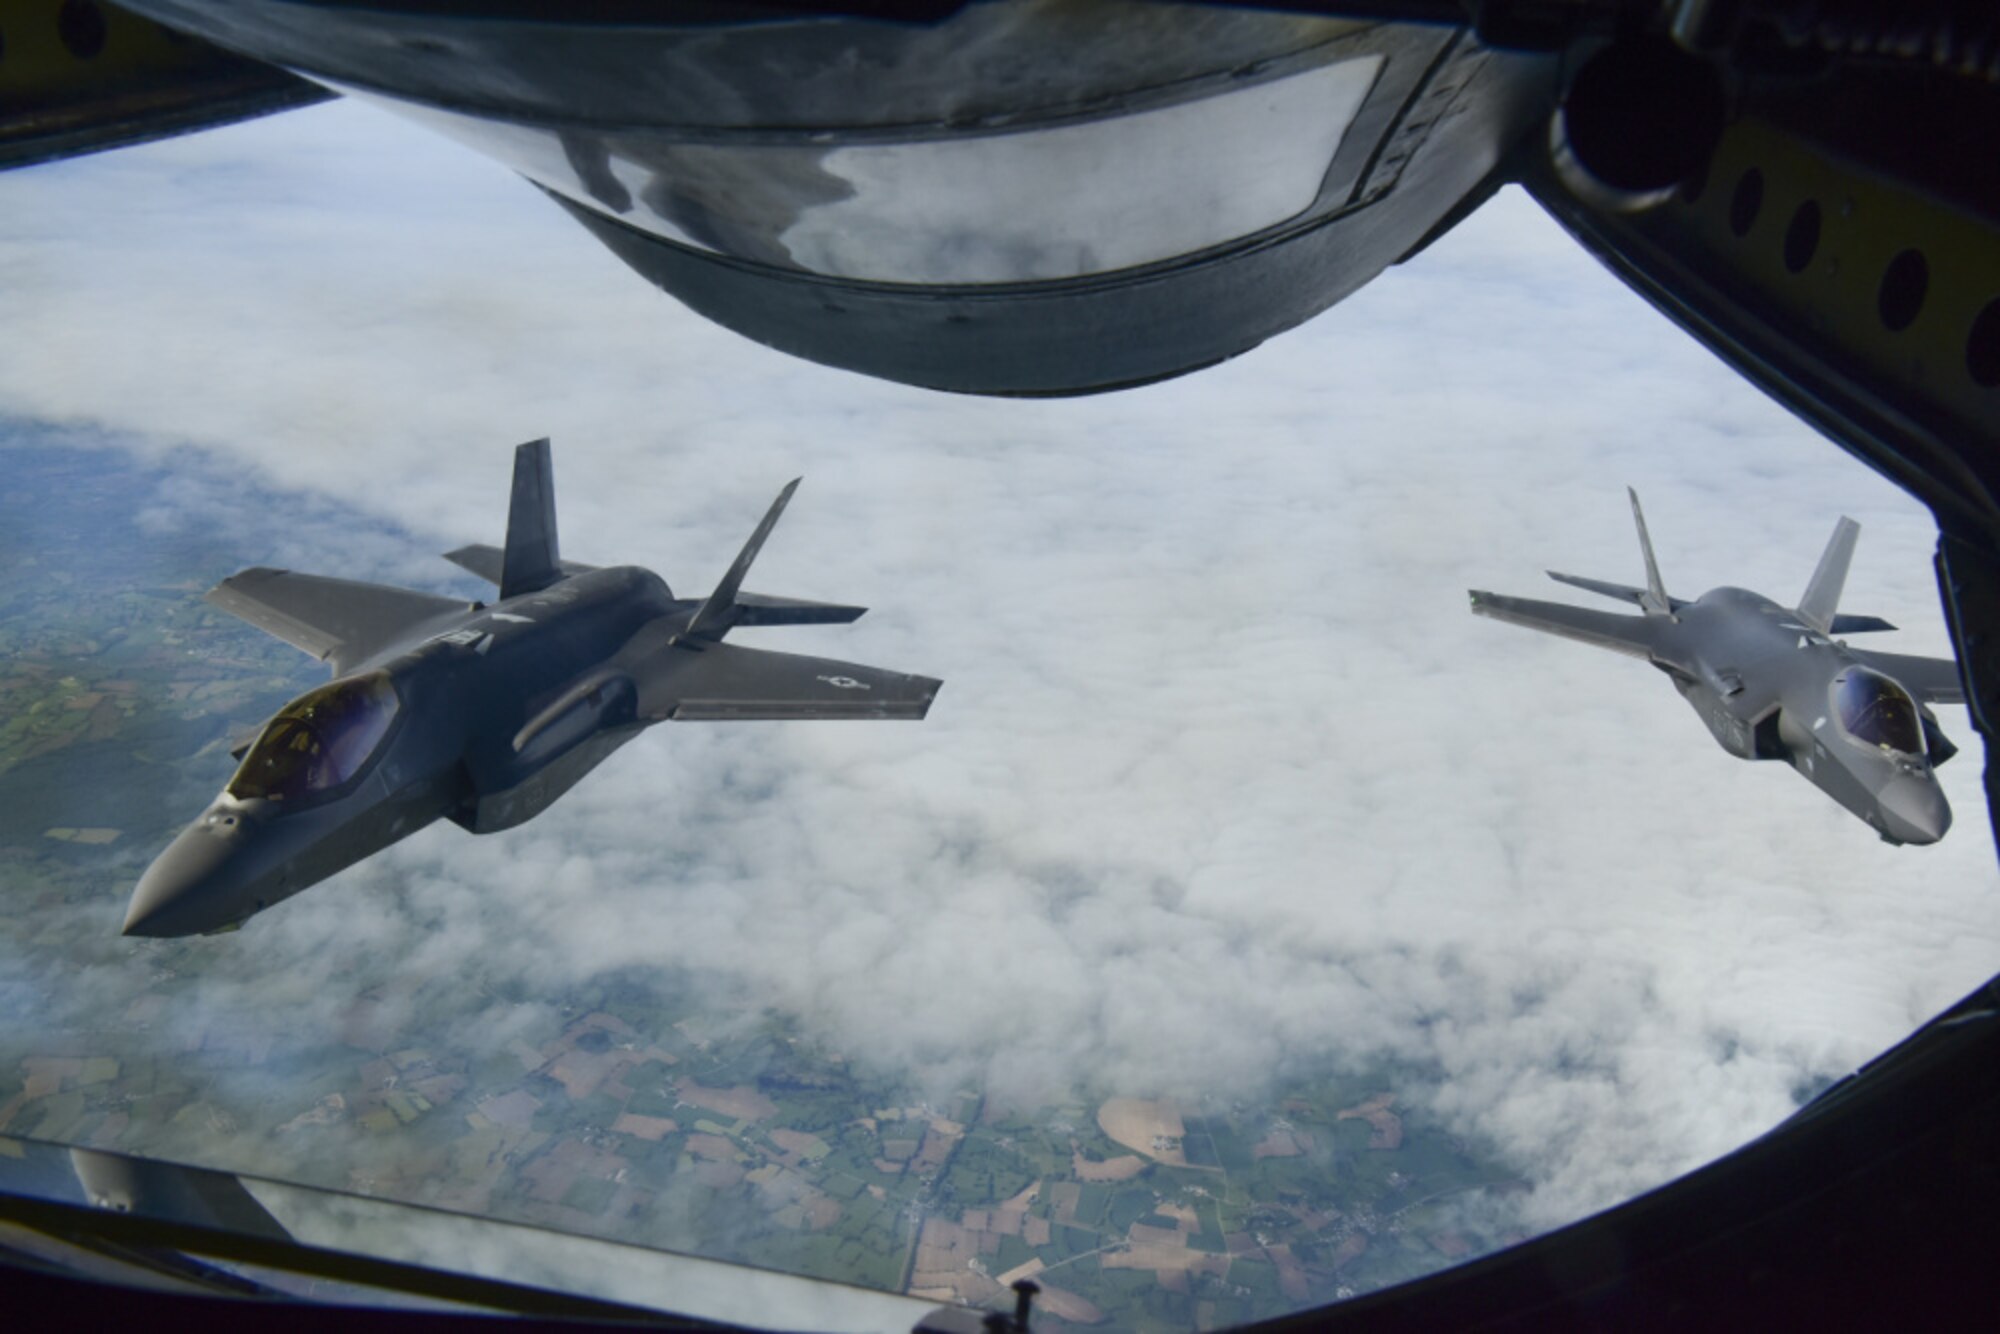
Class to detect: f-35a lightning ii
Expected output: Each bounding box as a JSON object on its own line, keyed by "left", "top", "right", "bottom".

{"left": 1471, "top": 492, "right": 1964, "bottom": 846}
{"left": 124, "top": 440, "right": 940, "bottom": 937}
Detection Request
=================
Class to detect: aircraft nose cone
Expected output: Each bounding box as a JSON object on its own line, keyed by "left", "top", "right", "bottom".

{"left": 124, "top": 820, "right": 244, "bottom": 937}
{"left": 1880, "top": 777, "right": 1952, "bottom": 846}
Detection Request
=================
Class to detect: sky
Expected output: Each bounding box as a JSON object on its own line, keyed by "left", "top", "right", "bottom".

{"left": 3, "top": 92, "right": 1998, "bottom": 1252}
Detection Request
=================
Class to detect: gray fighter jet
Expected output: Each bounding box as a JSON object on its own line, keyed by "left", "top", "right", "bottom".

{"left": 1471, "top": 491, "right": 1964, "bottom": 846}
{"left": 124, "top": 440, "right": 940, "bottom": 937}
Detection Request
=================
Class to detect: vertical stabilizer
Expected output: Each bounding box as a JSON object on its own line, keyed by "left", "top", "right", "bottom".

{"left": 500, "top": 439, "right": 562, "bottom": 600}
{"left": 1797, "top": 516, "right": 1860, "bottom": 635}
{"left": 1628, "top": 488, "right": 1673, "bottom": 616}
{"left": 685, "top": 479, "right": 802, "bottom": 640}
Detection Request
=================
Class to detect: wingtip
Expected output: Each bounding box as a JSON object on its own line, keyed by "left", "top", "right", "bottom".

{"left": 767, "top": 476, "right": 803, "bottom": 511}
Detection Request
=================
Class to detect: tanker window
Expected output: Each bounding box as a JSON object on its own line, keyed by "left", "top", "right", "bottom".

{"left": 372, "top": 55, "right": 1384, "bottom": 285}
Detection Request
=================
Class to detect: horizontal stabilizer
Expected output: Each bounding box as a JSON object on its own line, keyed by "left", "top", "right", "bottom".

{"left": 1828, "top": 613, "right": 1897, "bottom": 635}
{"left": 207, "top": 568, "right": 466, "bottom": 675}
{"left": 1547, "top": 570, "right": 1689, "bottom": 612}
{"left": 444, "top": 543, "right": 599, "bottom": 587}
{"left": 733, "top": 592, "right": 866, "bottom": 627}
{"left": 1470, "top": 588, "right": 1687, "bottom": 671}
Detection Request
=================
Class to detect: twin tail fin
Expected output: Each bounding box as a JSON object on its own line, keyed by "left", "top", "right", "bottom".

{"left": 443, "top": 446, "right": 865, "bottom": 634}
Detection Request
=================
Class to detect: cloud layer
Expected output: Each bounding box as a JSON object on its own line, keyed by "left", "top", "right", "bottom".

{"left": 3, "top": 97, "right": 1996, "bottom": 1241}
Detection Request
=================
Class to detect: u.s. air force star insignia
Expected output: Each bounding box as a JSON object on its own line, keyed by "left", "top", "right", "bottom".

{"left": 816, "top": 674, "right": 870, "bottom": 690}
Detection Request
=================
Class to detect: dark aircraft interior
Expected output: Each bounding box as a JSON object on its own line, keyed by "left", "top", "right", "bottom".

{"left": 1834, "top": 667, "right": 1923, "bottom": 756}
{"left": 227, "top": 674, "right": 403, "bottom": 806}
{"left": 2, "top": 0, "right": 1998, "bottom": 1329}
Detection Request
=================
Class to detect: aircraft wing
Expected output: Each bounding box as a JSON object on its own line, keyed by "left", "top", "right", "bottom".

{"left": 1849, "top": 649, "right": 1966, "bottom": 705}
{"left": 1470, "top": 590, "right": 1681, "bottom": 666}
{"left": 206, "top": 568, "right": 466, "bottom": 674}
{"left": 625, "top": 636, "right": 939, "bottom": 721}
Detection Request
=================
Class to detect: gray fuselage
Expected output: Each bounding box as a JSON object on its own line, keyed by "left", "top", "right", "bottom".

{"left": 124, "top": 567, "right": 676, "bottom": 937}
{"left": 1653, "top": 587, "right": 1949, "bottom": 845}
{"left": 125, "top": 443, "right": 940, "bottom": 940}
{"left": 1470, "top": 493, "right": 1962, "bottom": 847}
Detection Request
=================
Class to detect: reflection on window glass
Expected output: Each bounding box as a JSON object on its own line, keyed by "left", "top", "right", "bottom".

{"left": 339, "top": 55, "right": 1382, "bottom": 284}
{"left": 228, "top": 673, "right": 399, "bottom": 802}
{"left": 779, "top": 57, "right": 1383, "bottom": 282}
{"left": 1834, "top": 668, "right": 1923, "bottom": 754}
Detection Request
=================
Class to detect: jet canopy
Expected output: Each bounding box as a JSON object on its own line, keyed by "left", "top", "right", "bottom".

{"left": 228, "top": 672, "right": 400, "bottom": 804}
{"left": 1832, "top": 667, "right": 1923, "bottom": 757}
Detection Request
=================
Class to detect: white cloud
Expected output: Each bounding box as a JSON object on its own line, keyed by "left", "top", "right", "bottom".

{"left": 2, "top": 95, "right": 1995, "bottom": 1246}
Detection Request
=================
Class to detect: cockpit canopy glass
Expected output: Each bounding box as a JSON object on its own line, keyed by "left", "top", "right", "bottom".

{"left": 227, "top": 672, "right": 400, "bottom": 803}
{"left": 1833, "top": 667, "right": 1923, "bottom": 755}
